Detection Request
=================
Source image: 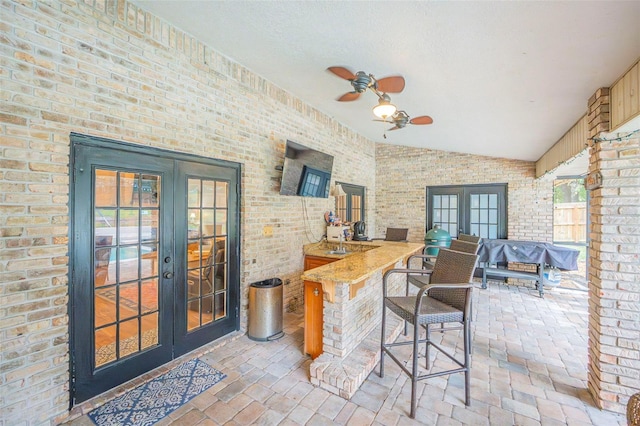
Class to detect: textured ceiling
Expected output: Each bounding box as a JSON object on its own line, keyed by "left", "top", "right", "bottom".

{"left": 132, "top": 1, "right": 639, "bottom": 165}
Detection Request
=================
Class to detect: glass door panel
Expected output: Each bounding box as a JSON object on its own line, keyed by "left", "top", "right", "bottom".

{"left": 431, "top": 194, "right": 459, "bottom": 237}
{"left": 186, "top": 178, "right": 228, "bottom": 331}
{"left": 469, "top": 193, "right": 499, "bottom": 239}
{"left": 93, "top": 169, "right": 160, "bottom": 368}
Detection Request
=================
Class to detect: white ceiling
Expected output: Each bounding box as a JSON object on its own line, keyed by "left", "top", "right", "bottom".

{"left": 132, "top": 1, "right": 640, "bottom": 165}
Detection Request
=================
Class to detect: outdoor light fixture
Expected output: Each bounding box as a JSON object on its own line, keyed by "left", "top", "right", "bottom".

{"left": 372, "top": 94, "right": 397, "bottom": 119}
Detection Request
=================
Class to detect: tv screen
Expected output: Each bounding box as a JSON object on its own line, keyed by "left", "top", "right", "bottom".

{"left": 279, "top": 140, "right": 334, "bottom": 198}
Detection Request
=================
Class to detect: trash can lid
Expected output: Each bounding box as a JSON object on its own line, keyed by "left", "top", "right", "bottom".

{"left": 251, "top": 278, "right": 283, "bottom": 288}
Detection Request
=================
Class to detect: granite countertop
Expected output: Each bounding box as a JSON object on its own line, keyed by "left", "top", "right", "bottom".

{"left": 301, "top": 240, "right": 424, "bottom": 286}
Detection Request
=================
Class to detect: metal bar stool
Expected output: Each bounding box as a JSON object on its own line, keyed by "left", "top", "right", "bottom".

{"left": 379, "top": 248, "right": 478, "bottom": 418}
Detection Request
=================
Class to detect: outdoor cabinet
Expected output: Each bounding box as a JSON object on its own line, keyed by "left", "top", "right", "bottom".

{"left": 303, "top": 255, "right": 338, "bottom": 359}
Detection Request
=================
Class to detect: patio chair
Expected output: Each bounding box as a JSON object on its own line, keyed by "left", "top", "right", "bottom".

{"left": 372, "top": 227, "right": 409, "bottom": 242}
{"left": 408, "top": 247, "right": 479, "bottom": 292}
{"left": 421, "top": 239, "right": 480, "bottom": 270}
{"left": 458, "top": 233, "right": 481, "bottom": 243}
{"left": 379, "top": 251, "right": 477, "bottom": 418}
{"left": 406, "top": 248, "right": 479, "bottom": 355}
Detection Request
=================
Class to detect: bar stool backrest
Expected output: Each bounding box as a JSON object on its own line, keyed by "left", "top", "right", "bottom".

{"left": 449, "top": 239, "right": 480, "bottom": 254}
{"left": 429, "top": 248, "right": 478, "bottom": 311}
{"left": 458, "top": 233, "right": 481, "bottom": 244}
{"left": 384, "top": 227, "right": 409, "bottom": 241}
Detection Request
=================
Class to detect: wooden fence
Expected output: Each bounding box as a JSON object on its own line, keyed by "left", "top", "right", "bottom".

{"left": 553, "top": 202, "right": 586, "bottom": 243}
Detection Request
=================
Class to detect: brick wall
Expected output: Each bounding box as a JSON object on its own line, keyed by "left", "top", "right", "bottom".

{"left": 0, "top": 1, "right": 376, "bottom": 423}
{"left": 587, "top": 88, "right": 640, "bottom": 413}
{"left": 321, "top": 267, "right": 405, "bottom": 358}
{"left": 0, "top": 0, "right": 586, "bottom": 424}
{"left": 375, "top": 144, "right": 554, "bottom": 242}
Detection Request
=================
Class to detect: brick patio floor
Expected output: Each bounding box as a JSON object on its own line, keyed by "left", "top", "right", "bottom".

{"left": 64, "top": 281, "right": 627, "bottom": 425}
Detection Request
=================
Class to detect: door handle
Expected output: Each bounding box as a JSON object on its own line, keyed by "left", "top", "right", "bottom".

{"left": 163, "top": 272, "right": 173, "bottom": 279}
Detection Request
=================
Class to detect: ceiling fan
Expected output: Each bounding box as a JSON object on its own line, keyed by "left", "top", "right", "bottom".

{"left": 327, "top": 66, "right": 434, "bottom": 135}
{"left": 375, "top": 110, "right": 433, "bottom": 138}
{"left": 326, "top": 66, "right": 405, "bottom": 102}
{"left": 376, "top": 110, "right": 433, "bottom": 131}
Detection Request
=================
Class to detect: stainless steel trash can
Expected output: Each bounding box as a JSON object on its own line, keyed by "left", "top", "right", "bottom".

{"left": 248, "top": 278, "right": 284, "bottom": 341}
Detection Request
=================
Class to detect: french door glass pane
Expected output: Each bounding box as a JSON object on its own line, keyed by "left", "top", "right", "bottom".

{"left": 489, "top": 210, "right": 498, "bottom": 224}
{"left": 489, "top": 194, "right": 497, "bottom": 208}
{"left": 187, "top": 178, "right": 228, "bottom": 332}
{"left": 432, "top": 194, "right": 459, "bottom": 238}
{"left": 93, "top": 169, "right": 160, "bottom": 368}
{"left": 119, "top": 172, "right": 137, "bottom": 208}
{"left": 470, "top": 193, "right": 500, "bottom": 239}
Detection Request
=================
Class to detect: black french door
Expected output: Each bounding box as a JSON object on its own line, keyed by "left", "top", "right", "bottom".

{"left": 426, "top": 184, "right": 507, "bottom": 239}
{"left": 70, "top": 134, "right": 240, "bottom": 404}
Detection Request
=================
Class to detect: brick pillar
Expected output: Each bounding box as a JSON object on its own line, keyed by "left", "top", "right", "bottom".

{"left": 587, "top": 87, "right": 640, "bottom": 413}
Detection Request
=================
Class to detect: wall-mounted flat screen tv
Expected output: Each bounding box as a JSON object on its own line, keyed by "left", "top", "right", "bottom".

{"left": 279, "top": 140, "right": 334, "bottom": 198}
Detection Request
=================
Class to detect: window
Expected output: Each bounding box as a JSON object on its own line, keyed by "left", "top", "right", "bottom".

{"left": 297, "top": 166, "right": 330, "bottom": 198}
{"left": 426, "top": 184, "right": 507, "bottom": 239}
{"left": 335, "top": 182, "right": 365, "bottom": 223}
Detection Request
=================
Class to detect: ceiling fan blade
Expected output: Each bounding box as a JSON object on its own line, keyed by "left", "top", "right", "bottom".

{"left": 337, "top": 92, "right": 360, "bottom": 102}
{"left": 410, "top": 115, "right": 433, "bottom": 125}
{"left": 376, "top": 76, "right": 405, "bottom": 93}
{"left": 373, "top": 119, "right": 390, "bottom": 123}
{"left": 327, "top": 66, "right": 356, "bottom": 81}
{"left": 387, "top": 125, "right": 401, "bottom": 131}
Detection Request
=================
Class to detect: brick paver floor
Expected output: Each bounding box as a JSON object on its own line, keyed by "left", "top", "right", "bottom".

{"left": 64, "top": 282, "right": 627, "bottom": 425}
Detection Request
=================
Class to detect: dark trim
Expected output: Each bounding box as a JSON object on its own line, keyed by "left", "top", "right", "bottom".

{"left": 425, "top": 183, "right": 508, "bottom": 239}
{"left": 69, "top": 132, "right": 242, "bottom": 405}
{"left": 70, "top": 132, "right": 241, "bottom": 170}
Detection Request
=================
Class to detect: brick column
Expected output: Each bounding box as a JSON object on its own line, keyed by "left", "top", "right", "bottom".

{"left": 587, "top": 87, "right": 640, "bottom": 413}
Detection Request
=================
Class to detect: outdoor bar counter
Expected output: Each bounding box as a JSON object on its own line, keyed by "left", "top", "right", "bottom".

{"left": 301, "top": 240, "right": 424, "bottom": 398}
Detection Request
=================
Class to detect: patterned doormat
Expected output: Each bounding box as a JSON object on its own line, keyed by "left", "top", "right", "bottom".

{"left": 88, "top": 358, "right": 225, "bottom": 426}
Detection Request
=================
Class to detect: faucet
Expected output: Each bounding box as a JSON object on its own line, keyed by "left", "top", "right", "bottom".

{"left": 338, "top": 232, "right": 345, "bottom": 254}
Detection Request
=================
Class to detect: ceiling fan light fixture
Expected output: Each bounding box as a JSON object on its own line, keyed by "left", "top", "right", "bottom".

{"left": 372, "top": 97, "right": 397, "bottom": 119}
